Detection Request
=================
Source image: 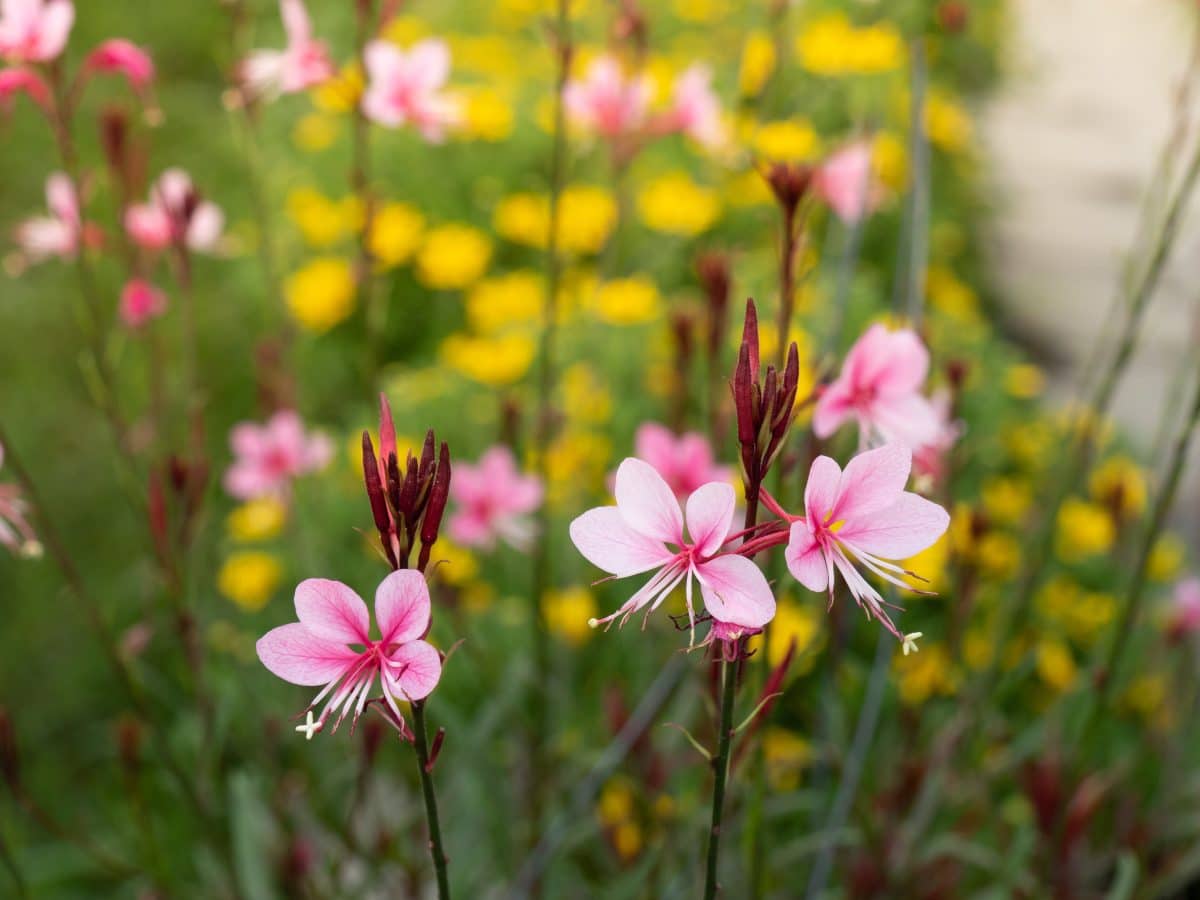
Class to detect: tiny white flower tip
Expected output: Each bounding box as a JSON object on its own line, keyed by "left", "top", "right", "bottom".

{"left": 587, "top": 617, "right": 599, "bottom": 629}
{"left": 902, "top": 632, "right": 922, "bottom": 656}
{"left": 295, "top": 710, "right": 320, "bottom": 741}
{"left": 20, "top": 540, "right": 43, "bottom": 559}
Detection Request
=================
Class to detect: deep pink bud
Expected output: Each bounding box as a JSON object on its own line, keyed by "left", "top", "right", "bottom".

{"left": 378, "top": 392, "right": 397, "bottom": 469}
{"left": 86, "top": 39, "right": 155, "bottom": 91}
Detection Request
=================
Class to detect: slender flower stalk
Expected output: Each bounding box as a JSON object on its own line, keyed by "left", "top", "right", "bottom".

{"left": 411, "top": 701, "right": 451, "bottom": 900}
{"left": 702, "top": 658, "right": 737, "bottom": 900}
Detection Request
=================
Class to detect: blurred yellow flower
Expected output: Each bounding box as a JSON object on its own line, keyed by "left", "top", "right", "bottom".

{"left": 963, "top": 628, "right": 993, "bottom": 671}
{"left": 1148, "top": 534, "right": 1185, "bottom": 581}
{"left": 1003, "top": 420, "right": 1054, "bottom": 469}
{"left": 977, "top": 532, "right": 1020, "bottom": 580}
{"left": 380, "top": 15, "right": 429, "bottom": 47}
{"left": 724, "top": 168, "right": 775, "bottom": 207}
{"left": 494, "top": 193, "right": 547, "bottom": 247}
{"left": 894, "top": 642, "right": 959, "bottom": 705}
{"left": 637, "top": 172, "right": 721, "bottom": 236}
{"left": 591, "top": 276, "right": 662, "bottom": 325}
{"left": 218, "top": 552, "right": 283, "bottom": 612}
{"left": 1089, "top": 455, "right": 1147, "bottom": 522}
{"left": 441, "top": 332, "right": 535, "bottom": 385}
{"left": 752, "top": 119, "right": 820, "bottom": 162}
{"left": 797, "top": 14, "right": 905, "bottom": 76}
{"left": 1056, "top": 498, "right": 1115, "bottom": 562}
{"left": 1005, "top": 363, "right": 1046, "bottom": 399}
{"left": 226, "top": 498, "right": 287, "bottom": 543}
{"left": 416, "top": 224, "right": 492, "bottom": 290}
{"left": 763, "top": 727, "right": 812, "bottom": 790}
{"left": 546, "top": 430, "right": 611, "bottom": 502}
{"left": 926, "top": 265, "right": 980, "bottom": 322}
{"left": 467, "top": 270, "right": 544, "bottom": 334}
{"left": 981, "top": 477, "right": 1033, "bottom": 526}
{"left": 872, "top": 131, "right": 908, "bottom": 191}
{"left": 1123, "top": 674, "right": 1169, "bottom": 726}
{"left": 287, "top": 188, "right": 361, "bottom": 248}
{"left": 1035, "top": 639, "right": 1077, "bottom": 693}
{"left": 598, "top": 778, "right": 636, "bottom": 826}
{"left": 286, "top": 257, "right": 357, "bottom": 332}
{"left": 904, "top": 533, "right": 950, "bottom": 592}
{"left": 925, "top": 90, "right": 973, "bottom": 153}
{"left": 450, "top": 36, "right": 523, "bottom": 80}
{"left": 559, "top": 185, "right": 619, "bottom": 254}
{"left": 739, "top": 31, "right": 776, "bottom": 96}
{"left": 313, "top": 62, "right": 363, "bottom": 113}
{"left": 561, "top": 363, "right": 612, "bottom": 425}
{"left": 749, "top": 597, "right": 821, "bottom": 671}
{"left": 368, "top": 202, "right": 425, "bottom": 268}
{"left": 428, "top": 539, "right": 479, "bottom": 587}
{"left": 544, "top": 587, "right": 597, "bottom": 645}
{"left": 458, "top": 88, "right": 515, "bottom": 142}
{"left": 292, "top": 113, "right": 339, "bottom": 152}
{"left": 612, "top": 822, "right": 642, "bottom": 861}
{"left": 671, "top": 0, "right": 729, "bottom": 22}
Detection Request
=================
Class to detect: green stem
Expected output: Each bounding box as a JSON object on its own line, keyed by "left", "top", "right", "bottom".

{"left": 411, "top": 702, "right": 451, "bottom": 900}
{"left": 703, "top": 660, "right": 737, "bottom": 900}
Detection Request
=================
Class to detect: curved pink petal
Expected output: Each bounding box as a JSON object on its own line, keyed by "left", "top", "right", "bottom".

{"left": 187, "top": 202, "right": 223, "bottom": 251}
{"left": 614, "top": 457, "right": 683, "bottom": 544}
{"left": 833, "top": 443, "right": 912, "bottom": 523}
{"left": 869, "top": 392, "right": 943, "bottom": 449}
{"left": 812, "top": 383, "right": 854, "bottom": 440}
{"left": 408, "top": 39, "right": 450, "bottom": 91}
{"left": 387, "top": 639, "right": 442, "bottom": 701}
{"left": 685, "top": 481, "right": 735, "bottom": 557}
{"left": 785, "top": 521, "right": 828, "bottom": 593}
{"left": 257, "top": 622, "right": 358, "bottom": 686}
{"left": 44, "top": 172, "right": 76, "bottom": 225}
{"left": 294, "top": 578, "right": 369, "bottom": 644}
{"left": 569, "top": 506, "right": 671, "bottom": 577}
{"left": 872, "top": 329, "right": 929, "bottom": 396}
{"left": 375, "top": 569, "right": 431, "bottom": 645}
{"left": 838, "top": 491, "right": 949, "bottom": 559}
{"left": 804, "top": 455, "right": 842, "bottom": 522}
{"left": 695, "top": 554, "right": 775, "bottom": 630}
{"left": 32, "top": 0, "right": 72, "bottom": 62}
{"left": 280, "top": 0, "right": 311, "bottom": 43}
{"left": 634, "top": 422, "right": 674, "bottom": 475}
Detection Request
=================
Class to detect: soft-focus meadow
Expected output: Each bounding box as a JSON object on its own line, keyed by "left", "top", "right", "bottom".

{"left": 4, "top": 0, "right": 1200, "bottom": 897}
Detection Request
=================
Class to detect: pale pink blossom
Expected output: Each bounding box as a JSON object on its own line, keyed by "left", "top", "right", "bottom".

{"left": 563, "top": 55, "right": 652, "bottom": 140}
{"left": 448, "top": 445, "right": 542, "bottom": 551}
{"left": 911, "top": 388, "right": 961, "bottom": 488}
{"left": 814, "top": 141, "right": 879, "bottom": 225}
{"left": 664, "top": 64, "right": 725, "bottom": 148}
{"left": 570, "top": 458, "right": 775, "bottom": 638}
{"left": 0, "top": 0, "right": 73, "bottom": 64}
{"left": 124, "top": 168, "right": 223, "bottom": 253}
{"left": 223, "top": 410, "right": 333, "bottom": 501}
{"left": 813, "top": 323, "right": 942, "bottom": 448}
{"left": 0, "top": 442, "right": 40, "bottom": 557}
{"left": 782, "top": 443, "right": 948, "bottom": 643}
{"left": 84, "top": 39, "right": 154, "bottom": 91}
{"left": 1168, "top": 578, "right": 1200, "bottom": 641}
{"left": 0, "top": 66, "right": 49, "bottom": 109}
{"left": 633, "top": 422, "right": 731, "bottom": 499}
{"left": 239, "top": 0, "right": 332, "bottom": 99}
{"left": 119, "top": 278, "right": 166, "bottom": 329}
{"left": 257, "top": 571, "right": 443, "bottom": 738}
{"left": 361, "top": 38, "right": 458, "bottom": 141}
{"left": 14, "top": 172, "right": 80, "bottom": 263}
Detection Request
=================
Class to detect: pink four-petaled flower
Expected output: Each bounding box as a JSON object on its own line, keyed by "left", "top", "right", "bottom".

{"left": 223, "top": 410, "right": 333, "bottom": 501}
{"left": 665, "top": 64, "right": 725, "bottom": 148}
{"left": 633, "top": 422, "right": 731, "bottom": 500}
{"left": 239, "top": 0, "right": 332, "bottom": 99}
{"left": 0, "top": 0, "right": 73, "bottom": 64}
{"left": 361, "top": 38, "right": 458, "bottom": 141}
{"left": 256, "top": 571, "right": 443, "bottom": 738}
{"left": 119, "top": 278, "right": 167, "bottom": 329}
{"left": 124, "top": 168, "right": 224, "bottom": 254}
{"left": 814, "top": 141, "right": 878, "bottom": 225}
{"left": 15, "top": 172, "right": 81, "bottom": 263}
{"left": 448, "top": 445, "right": 542, "bottom": 552}
{"left": 563, "top": 55, "right": 652, "bottom": 140}
{"left": 85, "top": 39, "right": 154, "bottom": 92}
{"left": 0, "top": 441, "right": 40, "bottom": 558}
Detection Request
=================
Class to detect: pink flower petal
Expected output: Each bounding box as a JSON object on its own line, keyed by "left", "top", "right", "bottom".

{"left": 569, "top": 506, "right": 672, "bottom": 576}
{"left": 614, "top": 457, "right": 683, "bottom": 544}
{"left": 785, "top": 521, "right": 828, "bottom": 593}
{"left": 834, "top": 443, "right": 912, "bottom": 523}
{"left": 838, "top": 491, "right": 949, "bottom": 559}
{"left": 294, "top": 578, "right": 370, "bottom": 644}
{"left": 695, "top": 554, "right": 775, "bottom": 630}
{"left": 685, "top": 481, "right": 735, "bottom": 558}
{"left": 804, "top": 455, "right": 843, "bottom": 522}
{"left": 256, "top": 622, "right": 357, "bottom": 686}
{"left": 375, "top": 569, "right": 431, "bottom": 645}
{"left": 388, "top": 639, "right": 442, "bottom": 701}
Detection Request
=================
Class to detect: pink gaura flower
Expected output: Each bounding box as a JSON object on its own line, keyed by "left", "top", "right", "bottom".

{"left": 563, "top": 55, "right": 651, "bottom": 140}
{"left": 361, "top": 38, "right": 458, "bottom": 140}
{"left": 0, "top": 66, "right": 49, "bottom": 110}
{"left": 0, "top": 0, "right": 73, "bottom": 64}
{"left": 119, "top": 278, "right": 166, "bottom": 329}
{"left": 813, "top": 323, "right": 942, "bottom": 448}
{"left": 124, "top": 168, "right": 224, "bottom": 254}
{"left": 223, "top": 410, "right": 333, "bottom": 501}
{"left": 1168, "top": 578, "right": 1200, "bottom": 642}
{"left": 0, "top": 442, "right": 40, "bottom": 558}
{"left": 448, "top": 445, "right": 542, "bottom": 551}
{"left": 911, "top": 389, "right": 961, "bottom": 488}
{"left": 15, "top": 172, "right": 81, "bottom": 263}
{"left": 633, "top": 422, "right": 731, "bottom": 499}
{"left": 256, "top": 571, "right": 443, "bottom": 738}
{"left": 664, "top": 64, "right": 725, "bottom": 148}
{"left": 239, "top": 0, "right": 332, "bottom": 99}
{"left": 814, "top": 141, "right": 879, "bottom": 225}
{"left": 781, "top": 443, "right": 949, "bottom": 643}
{"left": 570, "top": 458, "right": 775, "bottom": 638}
{"left": 84, "top": 39, "right": 154, "bottom": 91}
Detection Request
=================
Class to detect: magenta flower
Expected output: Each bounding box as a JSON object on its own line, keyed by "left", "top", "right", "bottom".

{"left": 1168, "top": 578, "right": 1200, "bottom": 642}
{"left": 0, "top": 442, "right": 39, "bottom": 558}
{"left": 664, "top": 64, "right": 725, "bottom": 148}
{"left": 448, "top": 445, "right": 542, "bottom": 551}
{"left": 119, "top": 278, "right": 166, "bottom": 329}
{"left": 814, "top": 141, "right": 878, "bottom": 225}
{"left": 782, "top": 443, "right": 948, "bottom": 643}
{"left": 239, "top": 0, "right": 332, "bottom": 99}
{"left": 361, "top": 38, "right": 458, "bottom": 140}
{"left": 124, "top": 168, "right": 223, "bottom": 254}
{"left": 14, "top": 172, "right": 81, "bottom": 264}
{"left": 813, "top": 323, "right": 941, "bottom": 448}
{"left": 570, "top": 458, "right": 775, "bottom": 637}
{"left": 0, "top": 0, "right": 73, "bottom": 64}
{"left": 257, "top": 571, "right": 443, "bottom": 738}
{"left": 633, "top": 422, "right": 731, "bottom": 499}
{"left": 563, "top": 55, "right": 651, "bottom": 141}
{"left": 83, "top": 38, "right": 154, "bottom": 102}
{"left": 223, "top": 410, "right": 333, "bottom": 501}
{"left": 0, "top": 66, "right": 49, "bottom": 110}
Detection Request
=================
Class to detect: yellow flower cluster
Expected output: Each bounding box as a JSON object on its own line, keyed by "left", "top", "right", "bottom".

{"left": 441, "top": 332, "right": 535, "bottom": 386}
{"left": 417, "top": 223, "right": 493, "bottom": 290}
{"left": 796, "top": 14, "right": 905, "bottom": 76}
{"left": 218, "top": 552, "right": 283, "bottom": 613}
{"left": 493, "top": 185, "right": 618, "bottom": 255}
{"left": 286, "top": 257, "right": 357, "bottom": 332}
{"left": 637, "top": 172, "right": 721, "bottom": 236}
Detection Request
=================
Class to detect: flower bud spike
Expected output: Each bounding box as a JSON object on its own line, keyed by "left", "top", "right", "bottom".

{"left": 742, "top": 299, "right": 760, "bottom": 383}
{"left": 419, "top": 429, "right": 436, "bottom": 484}
{"left": 425, "top": 727, "right": 446, "bottom": 773}
{"left": 378, "top": 393, "right": 397, "bottom": 465}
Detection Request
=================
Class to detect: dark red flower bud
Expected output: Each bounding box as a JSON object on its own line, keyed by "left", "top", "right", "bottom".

{"left": 425, "top": 727, "right": 446, "bottom": 773}
{"left": 115, "top": 714, "right": 143, "bottom": 775}
{"left": 418, "top": 443, "right": 452, "bottom": 572}
{"left": 936, "top": 1, "right": 969, "bottom": 34}
{"left": 763, "top": 162, "right": 813, "bottom": 216}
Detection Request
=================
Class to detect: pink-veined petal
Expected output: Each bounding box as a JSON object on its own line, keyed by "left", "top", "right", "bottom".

{"left": 375, "top": 569, "right": 431, "bottom": 644}
{"left": 695, "top": 554, "right": 775, "bottom": 630}
{"left": 388, "top": 639, "right": 442, "bottom": 701}
{"left": 294, "top": 578, "right": 369, "bottom": 644}
{"left": 834, "top": 442, "right": 912, "bottom": 523}
{"left": 614, "top": 456, "right": 683, "bottom": 543}
{"left": 804, "top": 455, "right": 842, "bottom": 523}
{"left": 784, "top": 521, "right": 828, "bottom": 593}
{"left": 569, "top": 506, "right": 672, "bottom": 576}
{"left": 838, "top": 491, "right": 949, "bottom": 559}
{"left": 685, "top": 481, "right": 735, "bottom": 557}
{"left": 256, "top": 622, "right": 358, "bottom": 686}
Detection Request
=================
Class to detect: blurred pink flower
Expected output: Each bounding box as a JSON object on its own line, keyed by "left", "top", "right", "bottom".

{"left": 361, "top": 38, "right": 457, "bottom": 140}
{"left": 911, "top": 388, "right": 961, "bottom": 487}
{"left": 783, "top": 443, "right": 948, "bottom": 642}
{"left": 257, "top": 571, "right": 443, "bottom": 738}
{"left": 814, "top": 323, "right": 941, "bottom": 448}
{"left": 223, "top": 410, "right": 333, "bottom": 500}
{"left": 448, "top": 445, "right": 542, "bottom": 551}
{"left": 124, "top": 168, "right": 223, "bottom": 253}
{"left": 14, "top": 172, "right": 80, "bottom": 263}
{"left": 119, "top": 278, "right": 166, "bottom": 329}
{"left": 563, "top": 55, "right": 651, "bottom": 140}
{"left": 634, "top": 422, "right": 731, "bottom": 499}
{"left": 814, "top": 141, "right": 879, "bottom": 225}
{"left": 0, "top": 66, "right": 49, "bottom": 110}
{"left": 85, "top": 39, "right": 154, "bottom": 91}
{"left": 0, "top": 0, "right": 73, "bottom": 64}
{"left": 663, "top": 64, "right": 724, "bottom": 148}
{"left": 0, "top": 442, "right": 40, "bottom": 558}
{"left": 1168, "top": 578, "right": 1200, "bottom": 641}
{"left": 570, "top": 458, "right": 775, "bottom": 637}
{"left": 239, "top": 0, "right": 332, "bottom": 99}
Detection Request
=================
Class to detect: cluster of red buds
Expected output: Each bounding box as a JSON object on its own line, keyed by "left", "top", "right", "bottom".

{"left": 360, "top": 394, "right": 451, "bottom": 573}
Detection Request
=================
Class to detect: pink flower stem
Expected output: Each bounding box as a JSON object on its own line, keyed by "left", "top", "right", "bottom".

{"left": 702, "top": 658, "right": 737, "bottom": 899}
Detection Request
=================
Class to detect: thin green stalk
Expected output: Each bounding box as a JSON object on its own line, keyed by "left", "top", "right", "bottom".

{"left": 352, "top": 0, "right": 382, "bottom": 381}
{"left": 411, "top": 702, "right": 452, "bottom": 900}
{"left": 0, "top": 825, "right": 26, "bottom": 898}
{"left": 897, "top": 38, "right": 929, "bottom": 325}
{"left": 703, "top": 659, "right": 738, "bottom": 900}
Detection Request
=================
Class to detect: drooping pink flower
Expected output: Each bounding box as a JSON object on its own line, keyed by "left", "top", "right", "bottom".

{"left": 814, "top": 141, "right": 879, "bottom": 225}
{"left": 911, "top": 388, "right": 961, "bottom": 488}
{"left": 14, "top": 171, "right": 80, "bottom": 263}
{"left": 662, "top": 64, "right": 725, "bottom": 148}
{"left": 223, "top": 410, "right": 333, "bottom": 501}
{"left": 119, "top": 278, "right": 166, "bottom": 329}
{"left": 563, "top": 55, "right": 652, "bottom": 140}
{"left": 633, "top": 422, "right": 731, "bottom": 499}
{"left": 782, "top": 443, "right": 948, "bottom": 643}
{"left": 361, "top": 38, "right": 458, "bottom": 140}
{"left": 239, "top": 0, "right": 332, "bottom": 99}
{"left": 0, "top": 442, "right": 40, "bottom": 558}
{"left": 0, "top": 66, "right": 49, "bottom": 110}
{"left": 1167, "top": 578, "right": 1200, "bottom": 642}
{"left": 124, "top": 168, "right": 223, "bottom": 253}
{"left": 813, "top": 323, "right": 942, "bottom": 448}
{"left": 448, "top": 445, "right": 542, "bottom": 551}
{"left": 570, "top": 458, "right": 775, "bottom": 638}
{"left": 85, "top": 39, "right": 154, "bottom": 90}
{"left": 256, "top": 571, "right": 443, "bottom": 739}
{"left": 0, "top": 0, "right": 73, "bottom": 64}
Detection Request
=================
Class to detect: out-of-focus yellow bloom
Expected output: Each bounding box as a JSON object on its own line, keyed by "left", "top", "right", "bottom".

{"left": 494, "top": 193, "right": 547, "bottom": 247}
{"left": 981, "top": 477, "right": 1033, "bottom": 526}
{"left": 380, "top": 15, "right": 428, "bottom": 46}
{"left": 218, "top": 552, "right": 283, "bottom": 612}
{"left": 449, "top": 36, "right": 523, "bottom": 80}
{"left": 1148, "top": 534, "right": 1185, "bottom": 581}
{"left": 286, "top": 257, "right": 357, "bottom": 332}
{"left": 1005, "top": 363, "right": 1046, "bottom": 399}
{"left": 495, "top": 0, "right": 589, "bottom": 26}
{"left": 894, "top": 642, "right": 959, "bottom": 705}
{"left": 292, "top": 113, "right": 339, "bottom": 152}
{"left": 598, "top": 778, "right": 636, "bottom": 826}
{"left": 963, "top": 628, "right": 993, "bottom": 671}
{"left": 428, "top": 540, "right": 478, "bottom": 587}
{"left": 544, "top": 587, "right": 597, "bottom": 645}
{"left": 752, "top": 119, "right": 820, "bottom": 162}
{"left": 1089, "top": 456, "right": 1147, "bottom": 522}
{"left": 458, "top": 88, "right": 515, "bottom": 142}
{"left": 637, "top": 172, "right": 721, "bottom": 236}
{"left": 612, "top": 822, "right": 643, "bottom": 861}
{"left": 977, "top": 532, "right": 1020, "bottom": 580}
{"left": 460, "top": 582, "right": 495, "bottom": 613}
{"left": 590, "top": 276, "right": 662, "bottom": 325}
{"left": 1123, "top": 674, "right": 1169, "bottom": 726}
{"left": 1036, "top": 577, "right": 1115, "bottom": 644}
{"left": 1003, "top": 420, "right": 1055, "bottom": 469}
{"left": 724, "top": 168, "right": 775, "bottom": 207}
{"left": 739, "top": 31, "right": 776, "bottom": 96}
{"left": 416, "top": 224, "right": 492, "bottom": 290}
{"left": 763, "top": 728, "right": 812, "bottom": 790}
{"left": 671, "top": 0, "right": 729, "bottom": 22}
{"left": 1036, "top": 638, "right": 1077, "bottom": 692}
{"left": 545, "top": 430, "right": 611, "bottom": 502}
{"left": 441, "top": 333, "right": 535, "bottom": 386}
{"left": 227, "top": 498, "right": 287, "bottom": 543}
{"left": 1056, "top": 498, "right": 1115, "bottom": 562}
{"left": 467, "top": 270, "right": 544, "bottom": 334}
{"left": 925, "top": 90, "right": 973, "bottom": 153}
{"left": 368, "top": 202, "right": 424, "bottom": 268}
{"left": 926, "top": 265, "right": 980, "bottom": 323}
{"left": 949, "top": 502, "right": 979, "bottom": 558}
{"left": 797, "top": 14, "right": 904, "bottom": 76}
{"left": 872, "top": 131, "right": 908, "bottom": 191}
{"left": 747, "top": 598, "right": 821, "bottom": 672}
{"left": 559, "top": 185, "right": 619, "bottom": 254}
{"left": 313, "top": 62, "right": 363, "bottom": 113}
{"left": 561, "top": 363, "right": 612, "bottom": 425}
{"left": 287, "top": 188, "right": 361, "bottom": 248}
{"left": 904, "top": 533, "right": 950, "bottom": 592}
